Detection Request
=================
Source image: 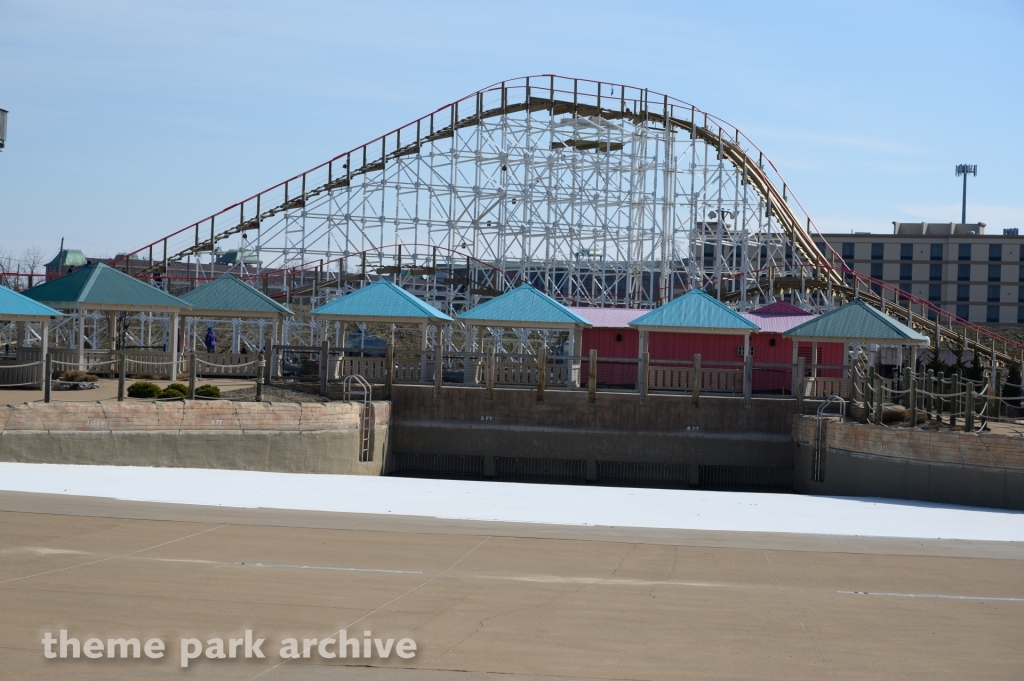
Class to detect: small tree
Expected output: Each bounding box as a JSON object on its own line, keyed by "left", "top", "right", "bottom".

{"left": 115, "top": 310, "right": 137, "bottom": 350}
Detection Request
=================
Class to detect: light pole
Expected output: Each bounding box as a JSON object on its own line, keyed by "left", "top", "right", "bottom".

{"left": 955, "top": 164, "right": 977, "bottom": 224}
{"left": 0, "top": 108, "right": 6, "bottom": 151}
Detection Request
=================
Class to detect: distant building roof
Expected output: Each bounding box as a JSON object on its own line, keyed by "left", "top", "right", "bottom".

{"left": 567, "top": 307, "right": 645, "bottom": 328}
{"left": 630, "top": 289, "right": 758, "bottom": 334}
{"left": 738, "top": 300, "right": 815, "bottom": 334}
{"left": 457, "top": 285, "right": 591, "bottom": 329}
{"left": 752, "top": 301, "right": 810, "bottom": 316}
{"left": 783, "top": 299, "right": 929, "bottom": 345}
{"left": 20, "top": 263, "right": 190, "bottom": 311}
{"left": 178, "top": 274, "right": 291, "bottom": 318}
{"left": 44, "top": 249, "right": 88, "bottom": 269}
{"left": 0, "top": 285, "right": 63, "bottom": 321}
{"left": 310, "top": 279, "right": 452, "bottom": 323}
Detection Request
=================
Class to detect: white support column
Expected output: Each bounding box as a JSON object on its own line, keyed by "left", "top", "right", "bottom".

{"left": 232, "top": 319, "right": 240, "bottom": 354}
{"left": 169, "top": 311, "right": 179, "bottom": 381}
{"left": 77, "top": 309, "right": 86, "bottom": 371}
{"left": 811, "top": 341, "right": 818, "bottom": 378}
{"left": 570, "top": 326, "right": 583, "bottom": 388}
{"left": 108, "top": 310, "right": 117, "bottom": 351}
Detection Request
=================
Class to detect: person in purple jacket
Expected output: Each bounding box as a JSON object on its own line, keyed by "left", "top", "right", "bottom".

{"left": 204, "top": 326, "right": 217, "bottom": 353}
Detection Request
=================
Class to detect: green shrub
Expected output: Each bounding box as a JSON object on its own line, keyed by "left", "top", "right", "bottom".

{"left": 158, "top": 387, "right": 186, "bottom": 399}
{"left": 127, "top": 381, "right": 161, "bottom": 398}
{"left": 195, "top": 384, "right": 221, "bottom": 398}
{"left": 167, "top": 383, "right": 189, "bottom": 394}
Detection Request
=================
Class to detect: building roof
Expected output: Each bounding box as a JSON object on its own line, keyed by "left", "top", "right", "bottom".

{"left": 44, "top": 249, "right": 88, "bottom": 269}
{"left": 457, "top": 285, "right": 592, "bottom": 329}
{"left": 630, "top": 289, "right": 758, "bottom": 334}
{"left": 20, "top": 263, "right": 190, "bottom": 311}
{"left": 178, "top": 274, "right": 291, "bottom": 318}
{"left": 567, "top": 307, "right": 645, "bottom": 328}
{"left": 310, "top": 279, "right": 452, "bottom": 323}
{"left": 753, "top": 301, "right": 810, "bottom": 316}
{"left": 783, "top": 299, "right": 929, "bottom": 345}
{"left": 0, "top": 285, "right": 63, "bottom": 321}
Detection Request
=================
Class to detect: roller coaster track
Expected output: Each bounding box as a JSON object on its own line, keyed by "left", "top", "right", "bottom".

{"left": 108, "top": 75, "right": 1023, "bottom": 367}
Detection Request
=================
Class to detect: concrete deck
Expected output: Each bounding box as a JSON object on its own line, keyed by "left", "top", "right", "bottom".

{"left": 1, "top": 492, "right": 1022, "bottom": 680}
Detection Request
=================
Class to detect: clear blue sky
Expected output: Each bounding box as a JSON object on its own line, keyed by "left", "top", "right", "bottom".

{"left": 1, "top": 0, "right": 1022, "bottom": 263}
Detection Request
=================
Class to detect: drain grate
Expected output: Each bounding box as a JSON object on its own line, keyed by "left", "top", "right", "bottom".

{"left": 495, "top": 457, "right": 586, "bottom": 484}
{"left": 596, "top": 461, "right": 691, "bottom": 489}
{"left": 698, "top": 465, "right": 792, "bottom": 493}
{"left": 395, "top": 452, "right": 484, "bottom": 479}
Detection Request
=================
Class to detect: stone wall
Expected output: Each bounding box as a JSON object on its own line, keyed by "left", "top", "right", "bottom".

{"left": 793, "top": 416, "right": 1024, "bottom": 510}
{"left": 0, "top": 400, "right": 390, "bottom": 475}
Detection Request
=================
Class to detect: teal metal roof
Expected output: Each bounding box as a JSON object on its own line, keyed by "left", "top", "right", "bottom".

{"left": 456, "top": 285, "right": 591, "bottom": 328}
{"left": 783, "top": 299, "right": 929, "bottom": 345}
{"left": 20, "top": 263, "right": 190, "bottom": 310}
{"left": 630, "top": 289, "right": 758, "bottom": 332}
{"left": 0, "top": 285, "right": 63, "bottom": 320}
{"left": 310, "top": 279, "right": 452, "bottom": 322}
{"left": 178, "top": 274, "right": 291, "bottom": 317}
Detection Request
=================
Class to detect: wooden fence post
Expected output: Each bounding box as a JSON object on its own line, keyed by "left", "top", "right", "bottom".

{"left": 639, "top": 351, "right": 649, "bottom": 405}
{"left": 587, "top": 349, "right": 597, "bottom": 404}
{"left": 873, "top": 373, "right": 883, "bottom": 425}
{"left": 265, "top": 341, "right": 274, "bottom": 386}
{"left": 188, "top": 351, "right": 197, "bottom": 399}
{"left": 433, "top": 342, "right": 443, "bottom": 398}
{"left": 965, "top": 383, "right": 975, "bottom": 432}
{"left": 117, "top": 353, "right": 126, "bottom": 402}
{"left": 44, "top": 352, "right": 51, "bottom": 404}
{"left": 256, "top": 351, "right": 265, "bottom": 402}
{"left": 319, "top": 340, "right": 329, "bottom": 397}
{"left": 536, "top": 346, "right": 546, "bottom": 402}
{"left": 796, "top": 357, "right": 806, "bottom": 413}
{"left": 743, "top": 352, "right": 753, "bottom": 409}
{"left": 486, "top": 346, "right": 495, "bottom": 400}
{"left": 692, "top": 353, "right": 701, "bottom": 408}
{"left": 907, "top": 368, "right": 917, "bottom": 427}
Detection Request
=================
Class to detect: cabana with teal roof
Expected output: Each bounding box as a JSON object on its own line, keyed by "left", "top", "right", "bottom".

{"left": 311, "top": 279, "right": 452, "bottom": 350}
{"left": 0, "top": 286, "right": 63, "bottom": 386}
{"left": 20, "top": 263, "right": 191, "bottom": 377}
{"left": 784, "top": 298, "right": 929, "bottom": 371}
{"left": 178, "top": 274, "right": 292, "bottom": 353}
{"left": 629, "top": 288, "right": 758, "bottom": 358}
{"left": 456, "top": 284, "right": 592, "bottom": 387}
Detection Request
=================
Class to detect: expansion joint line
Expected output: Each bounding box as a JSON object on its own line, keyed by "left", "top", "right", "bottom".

{"left": 764, "top": 550, "right": 836, "bottom": 681}
{"left": 247, "top": 535, "right": 492, "bottom": 681}
{"left": 0, "top": 524, "right": 228, "bottom": 585}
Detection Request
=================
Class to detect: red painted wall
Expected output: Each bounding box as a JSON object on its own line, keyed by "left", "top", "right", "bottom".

{"left": 581, "top": 328, "right": 844, "bottom": 391}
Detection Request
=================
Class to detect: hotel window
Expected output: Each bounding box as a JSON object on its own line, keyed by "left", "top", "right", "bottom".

{"left": 841, "top": 243, "right": 854, "bottom": 260}
{"left": 870, "top": 263, "right": 883, "bottom": 279}
{"left": 987, "top": 306, "right": 1000, "bottom": 323}
{"left": 1019, "top": 307, "right": 1024, "bottom": 324}
{"left": 989, "top": 264, "right": 1002, "bottom": 282}
{"left": 929, "top": 264, "right": 942, "bottom": 280}
{"left": 956, "top": 304, "right": 970, "bottom": 320}
{"left": 899, "top": 263, "right": 912, "bottom": 280}
{"left": 988, "top": 285, "right": 1001, "bottom": 302}
{"left": 990, "top": 244, "right": 1003, "bottom": 261}
{"left": 928, "top": 284, "right": 941, "bottom": 301}
{"left": 958, "top": 243, "right": 971, "bottom": 260}
{"left": 871, "top": 243, "right": 884, "bottom": 260}
{"left": 958, "top": 264, "right": 970, "bottom": 281}
{"left": 1019, "top": 286, "right": 1024, "bottom": 303}
{"left": 957, "top": 284, "right": 970, "bottom": 301}
{"left": 900, "top": 243, "right": 913, "bottom": 260}
{"left": 930, "top": 243, "right": 943, "bottom": 261}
